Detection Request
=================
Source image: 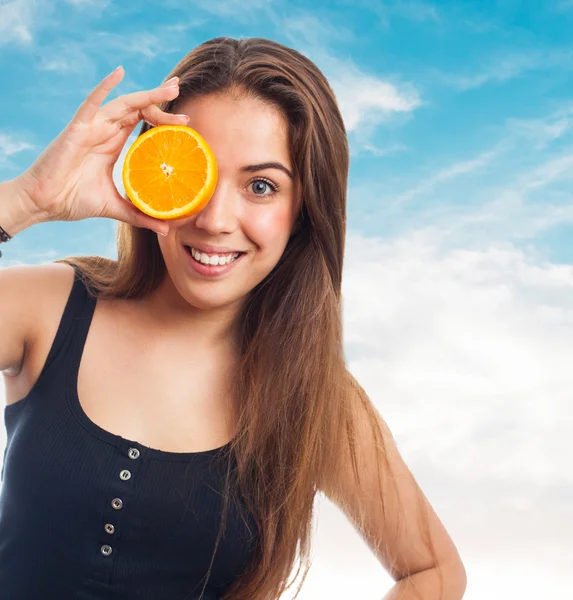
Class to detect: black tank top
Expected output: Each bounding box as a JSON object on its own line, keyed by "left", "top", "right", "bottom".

{"left": 0, "top": 265, "right": 259, "bottom": 600}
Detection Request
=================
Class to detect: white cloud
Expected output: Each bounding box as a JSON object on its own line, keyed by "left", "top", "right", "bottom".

{"left": 282, "top": 13, "right": 356, "bottom": 45}
{"left": 64, "top": 0, "right": 112, "bottom": 9}
{"left": 280, "top": 11, "right": 422, "bottom": 137}
{"left": 89, "top": 31, "right": 171, "bottom": 60}
{"left": 461, "top": 559, "right": 571, "bottom": 599}
{"left": 331, "top": 63, "right": 421, "bottom": 132}
{"left": 0, "top": 0, "right": 44, "bottom": 45}
{"left": 35, "top": 33, "right": 172, "bottom": 75}
{"left": 0, "top": 0, "right": 110, "bottom": 47}
{"left": 340, "top": 229, "right": 572, "bottom": 594}
{"left": 390, "top": 144, "right": 504, "bottom": 206}
{"left": 506, "top": 104, "right": 573, "bottom": 150}
{"left": 343, "top": 229, "right": 573, "bottom": 479}
{"left": 515, "top": 150, "right": 573, "bottom": 191}
{"left": 366, "top": 104, "right": 573, "bottom": 249}
{"left": 391, "top": 1, "right": 439, "bottom": 22}
{"left": 359, "top": 142, "right": 408, "bottom": 157}
{"left": 555, "top": 0, "right": 573, "bottom": 11}
{"left": 183, "top": 0, "right": 275, "bottom": 21}
{"left": 3, "top": 225, "right": 571, "bottom": 597}
{"left": 440, "top": 48, "right": 573, "bottom": 91}
{"left": 348, "top": 0, "right": 441, "bottom": 32}
{"left": 35, "top": 41, "right": 95, "bottom": 74}
{"left": 0, "top": 133, "right": 37, "bottom": 158}
{"left": 0, "top": 132, "right": 39, "bottom": 173}
{"left": 376, "top": 0, "right": 440, "bottom": 29}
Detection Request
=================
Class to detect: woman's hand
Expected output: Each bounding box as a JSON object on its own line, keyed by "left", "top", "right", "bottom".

{"left": 15, "top": 66, "right": 189, "bottom": 235}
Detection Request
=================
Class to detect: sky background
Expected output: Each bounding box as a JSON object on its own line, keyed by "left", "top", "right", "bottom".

{"left": 1, "top": 0, "right": 572, "bottom": 597}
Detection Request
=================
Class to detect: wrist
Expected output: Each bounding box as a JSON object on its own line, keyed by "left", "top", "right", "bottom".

{"left": 0, "top": 177, "right": 48, "bottom": 238}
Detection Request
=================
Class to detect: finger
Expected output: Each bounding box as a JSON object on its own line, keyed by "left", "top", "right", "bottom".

{"left": 111, "top": 104, "right": 188, "bottom": 151}
{"left": 100, "top": 83, "right": 181, "bottom": 125}
{"left": 74, "top": 66, "right": 125, "bottom": 126}
{"left": 106, "top": 194, "right": 170, "bottom": 235}
{"left": 117, "top": 104, "right": 189, "bottom": 130}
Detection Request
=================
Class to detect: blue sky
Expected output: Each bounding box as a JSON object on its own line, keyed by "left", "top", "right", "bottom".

{"left": 2, "top": 0, "right": 573, "bottom": 265}
{"left": 1, "top": 1, "right": 572, "bottom": 598}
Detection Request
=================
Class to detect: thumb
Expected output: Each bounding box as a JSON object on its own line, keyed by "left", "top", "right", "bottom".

{"left": 108, "top": 193, "right": 170, "bottom": 235}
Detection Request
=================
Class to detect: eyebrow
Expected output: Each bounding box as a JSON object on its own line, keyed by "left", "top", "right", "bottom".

{"left": 240, "top": 162, "right": 294, "bottom": 180}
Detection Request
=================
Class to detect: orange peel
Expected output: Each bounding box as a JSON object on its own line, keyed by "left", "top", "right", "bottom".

{"left": 122, "top": 124, "right": 218, "bottom": 220}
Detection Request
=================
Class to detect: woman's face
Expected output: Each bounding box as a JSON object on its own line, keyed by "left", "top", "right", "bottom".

{"left": 157, "top": 91, "right": 302, "bottom": 314}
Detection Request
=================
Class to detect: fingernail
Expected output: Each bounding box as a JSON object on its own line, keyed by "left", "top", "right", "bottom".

{"left": 157, "top": 231, "right": 168, "bottom": 236}
{"left": 175, "top": 114, "right": 189, "bottom": 120}
{"left": 162, "top": 76, "right": 178, "bottom": 86}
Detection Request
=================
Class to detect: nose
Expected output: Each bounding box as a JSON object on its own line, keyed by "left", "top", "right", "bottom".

{"left": 192, "top": 180, "right": 240, "bottom": 235}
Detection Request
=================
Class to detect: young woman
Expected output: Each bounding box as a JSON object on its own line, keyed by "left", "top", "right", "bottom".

{"left": 0, "top": 37, "right": 466, "bottom": 600}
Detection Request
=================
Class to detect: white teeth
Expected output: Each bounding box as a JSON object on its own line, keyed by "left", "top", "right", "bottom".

{"left": 189, "top": 247, "right": 240, "bottom": 266}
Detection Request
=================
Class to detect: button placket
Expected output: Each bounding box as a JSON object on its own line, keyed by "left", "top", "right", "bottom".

{"left": 97, "top": 442, "right": 143, "bottom": 572}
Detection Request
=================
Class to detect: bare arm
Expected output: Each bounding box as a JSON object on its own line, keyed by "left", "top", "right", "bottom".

{"left": 0, "top": 176, "right": 46, "bottom": 239}
{"left": 383, "top": 564, "right": 467, "bottom": 599}
{"left": 320, "top": 383, "right": 467, "bottom": 598}
{"left": 1, "top": 67, "right": 187, "bottom": 374}
{"left": 0, "top": 177, "right": 50, "bottom": 375}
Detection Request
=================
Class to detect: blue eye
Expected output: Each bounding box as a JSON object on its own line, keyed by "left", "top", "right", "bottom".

{"left": 249, "top": 177, "right": 280, "bottom": 197}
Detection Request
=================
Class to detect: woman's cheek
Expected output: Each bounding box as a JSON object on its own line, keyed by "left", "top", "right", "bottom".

{"left": 250, "top": 207, "right": 293, "bottom": 244}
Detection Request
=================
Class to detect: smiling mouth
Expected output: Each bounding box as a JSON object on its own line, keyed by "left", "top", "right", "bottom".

{"left": 184, "top": 245, "right": 246, "bottom": 266}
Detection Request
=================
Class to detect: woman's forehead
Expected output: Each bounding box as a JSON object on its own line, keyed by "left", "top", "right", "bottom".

{"left": 176, "top": 93, "right": 292, "bottom": 173}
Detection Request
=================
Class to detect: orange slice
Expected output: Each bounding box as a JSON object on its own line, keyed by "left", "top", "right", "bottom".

{"left": 122, "top": 124, "right": 218, "bottom": 220}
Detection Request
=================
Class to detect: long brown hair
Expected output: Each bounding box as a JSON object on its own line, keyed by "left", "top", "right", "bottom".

{"left": 57, "top": 37, "right": 443, "bottom": 600}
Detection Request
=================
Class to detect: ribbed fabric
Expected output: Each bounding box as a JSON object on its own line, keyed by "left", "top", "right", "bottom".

{"left": 0, "top": 265, "right": 259, "bottom": 600}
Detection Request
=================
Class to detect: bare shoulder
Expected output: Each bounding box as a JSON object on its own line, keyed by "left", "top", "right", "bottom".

{"left": 0, "top": 262, "right": 76, "bottom": 376}
{"left": 4, "top": 261, "right": 76, "bottom": 307}
{"left": 1, "top": 260, "right": 76, "bottom": 284}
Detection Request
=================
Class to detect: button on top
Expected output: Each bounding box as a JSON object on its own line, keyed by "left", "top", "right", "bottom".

{"left": 104, "top": 523, "right": 115, "bottom": 534}
{"left": 101, "top": 544, "right": 113, "bottom": 556}
{"left": 128, "top": 448, "right": 140, "bottom": 460}
{"left": 111, "top": 498, "right": 123, "bottom": 510}
{"left": 119, "top": 469, "right": 131, "bottom": 481}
